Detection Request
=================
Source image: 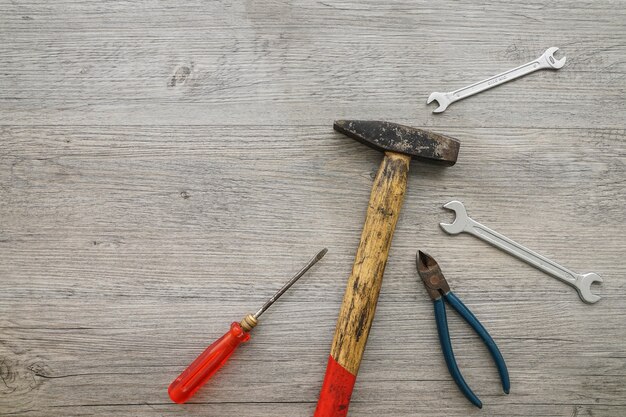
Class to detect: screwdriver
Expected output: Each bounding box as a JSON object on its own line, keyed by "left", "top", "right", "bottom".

{"left": 168, "top": 248, "right": 328, "bottom": 404}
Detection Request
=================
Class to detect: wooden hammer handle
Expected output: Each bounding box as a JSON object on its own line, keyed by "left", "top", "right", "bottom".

{"left": 315, "top": 151, "right": 411, "bottom": 417}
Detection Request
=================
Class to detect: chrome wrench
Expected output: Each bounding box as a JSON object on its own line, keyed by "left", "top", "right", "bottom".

{"left": 440, "top": 201, "right": 602, "bottom": 304}
{"left": 427, "top": 47, "right": 566, "bottom": 113}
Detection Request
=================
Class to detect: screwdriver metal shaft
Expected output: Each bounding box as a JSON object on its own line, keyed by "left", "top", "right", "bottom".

{"left": 254, "top": 248, "right": 328, "bottom": 319}
{"left": 168, "top": 249, "right": 327, "bottom": 404}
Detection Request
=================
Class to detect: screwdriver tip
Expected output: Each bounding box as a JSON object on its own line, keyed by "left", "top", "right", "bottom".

{"left": 317, "top": 248, "right": 328, "bottom": 260}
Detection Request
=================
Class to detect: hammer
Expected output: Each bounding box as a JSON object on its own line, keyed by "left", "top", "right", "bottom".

{"left": 315, "top": 120, "right": 460, "bottom": 416}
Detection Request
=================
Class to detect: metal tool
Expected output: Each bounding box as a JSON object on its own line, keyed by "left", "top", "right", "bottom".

{"left": 168, "top": 248, "right": 327, "bottom": 404}
{"left": 417, "top": 251, "right": 509, "bottom": 408}
{"left": 315, "top": 121, "right": 460, "bottom": 417}
{"left": 440, "top": 200, "right": 602, "bottom": 304}
{"left": 427, "top": 47, "right": 566, "bottom": 113}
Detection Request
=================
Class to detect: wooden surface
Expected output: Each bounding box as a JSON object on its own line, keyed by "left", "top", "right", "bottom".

{"left": 1, "top": 1, "right": 624, "bottom": 416}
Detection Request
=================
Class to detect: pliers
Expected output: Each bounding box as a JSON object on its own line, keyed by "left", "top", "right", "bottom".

{"left": 416, "top": 251, "right": 510, "bottom": 408}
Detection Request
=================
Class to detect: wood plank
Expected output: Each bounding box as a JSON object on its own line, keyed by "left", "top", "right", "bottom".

{"left": 1, "top": 0, "right": 625, "bottom": 415}
{"left": 0, "top": 1, "right": 624, "bottom": 127}
{"left": 1, "top": 126, "right": 624, "bottom": 416}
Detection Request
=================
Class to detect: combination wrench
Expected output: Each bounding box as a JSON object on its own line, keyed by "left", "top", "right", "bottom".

{"left": 440, "top": 201, "right": 602, "bottom": 304}
{"left": 427, "top": 47, "right": 566, "bottom": 113}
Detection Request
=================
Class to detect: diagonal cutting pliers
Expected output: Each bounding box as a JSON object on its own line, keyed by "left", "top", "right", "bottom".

{"left": 416, "top": 251, "right": 510, "bottom": 408}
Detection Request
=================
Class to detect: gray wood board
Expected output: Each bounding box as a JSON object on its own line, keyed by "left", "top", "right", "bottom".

{"left": 1, "top": 1, "right": 625, "bottom": 416}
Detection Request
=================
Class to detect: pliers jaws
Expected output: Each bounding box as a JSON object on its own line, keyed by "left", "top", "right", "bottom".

{"left": 417, "top": 251, "right": 510, "bottom": 408}
{"left": 417, "top": 250, "right": 451, "bottom": 300}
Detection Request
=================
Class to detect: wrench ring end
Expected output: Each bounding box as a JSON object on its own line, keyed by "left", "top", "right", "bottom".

{"left": 440, "top": 200, "right": 469, "bottom": 235}
{"left": 427, "top": 92, "right": 450, "bottom": 113}
{"left": 576, "top": 272, "right": 603, "bottom": 304}
{"left": 542, "top": 47, "right": 566, "bottom": 69}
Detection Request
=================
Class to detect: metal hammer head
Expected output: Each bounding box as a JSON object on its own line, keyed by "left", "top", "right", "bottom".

{"left": 334, "top": 120, "right": 460, "bottom": 166}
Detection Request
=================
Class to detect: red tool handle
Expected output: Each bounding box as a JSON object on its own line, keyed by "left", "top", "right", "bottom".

{"left": 314, "top": 152, "right": 411, "bottom": 416}
{"left": 168, "top": 322, "right": 250, "bottom": 404}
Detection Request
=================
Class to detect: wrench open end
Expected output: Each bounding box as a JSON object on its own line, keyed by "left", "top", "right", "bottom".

{"left": 542, "top": 47, "right": 566, "bottom": 69}
{"left": 576, "top": 272, "right": 603, "bottom": 304}
{"left": 439, "top": 200, "right": 470, "bottom": 235}
{"left": 427, "top": 92, "right": 451, "bottom": 113}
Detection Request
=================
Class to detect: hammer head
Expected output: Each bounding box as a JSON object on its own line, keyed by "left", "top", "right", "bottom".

{"left": 334, "top": 120, "right": 460, "bottom": 166}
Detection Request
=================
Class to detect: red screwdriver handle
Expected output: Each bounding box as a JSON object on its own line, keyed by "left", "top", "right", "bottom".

{"left": 168, "top": 322, "right": 250, "bottom": 404}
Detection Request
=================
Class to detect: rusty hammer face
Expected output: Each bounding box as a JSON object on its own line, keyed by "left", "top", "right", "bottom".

{"left": 314, "top": 120, "right": 460, "bottom": 417}
{"left": 333, "top": 120, "right": 460, "bottom": 165}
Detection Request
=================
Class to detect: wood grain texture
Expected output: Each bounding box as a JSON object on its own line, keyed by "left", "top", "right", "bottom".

{"left": 1, "top": 0, "right": 625, "bottom": 416}
{"left": 329, "top": 152, "right": 410, "bottom": 375}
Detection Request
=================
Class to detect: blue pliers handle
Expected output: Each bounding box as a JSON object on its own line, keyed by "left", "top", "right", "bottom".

{"left": 417, "top": 251, "right": 510, "bottom": 408}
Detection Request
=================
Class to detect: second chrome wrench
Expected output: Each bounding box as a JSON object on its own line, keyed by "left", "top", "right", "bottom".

{"left": 440, "top": 201, "right": 602, "bottom": 304}
{"left": 427, "top": 47, "right": 566, "bottom": 113}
